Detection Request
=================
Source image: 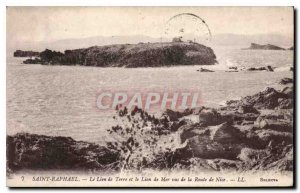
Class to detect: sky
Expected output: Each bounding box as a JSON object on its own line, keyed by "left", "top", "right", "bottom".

{"left": 7, "top": 6, "right": 294, "bottom": 43}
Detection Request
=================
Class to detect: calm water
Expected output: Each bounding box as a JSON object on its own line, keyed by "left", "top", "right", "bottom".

{"left": 7, "top": 47, "right": 293, "bottom": 143}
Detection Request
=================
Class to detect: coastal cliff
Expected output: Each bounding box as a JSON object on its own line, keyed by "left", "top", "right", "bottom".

{"left": 21, "top": 42, "right": 217, "bottom": 67}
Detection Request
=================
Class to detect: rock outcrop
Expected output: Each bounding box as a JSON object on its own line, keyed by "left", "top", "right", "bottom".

{"left": 23, "top": 58, "right": 42, "bottom": 64}
{"left": 280, "top": 77, "right": 293, "bottom": 85}
{"left": 174, "top": 85, "right": 293, "bottom": 172}
{"left": 244, "top": 43, "right": 285, "bottom": 50}
{"left": 7, "top": 133, "right": 120, "bottom": 172}
{"left": 247, "top": 65, "right": 274, "bottom": 72}
{"left": 225, "top": 87, "right": 293, "bottom": 110}
{"left": 14, "top": 50, "right": 40, "bottom": 57}
{"left": 197, "top": 68, "right": 214, "bottom": 72}
{"left": 23, "top": 42, "right": 217, "bottom": 67}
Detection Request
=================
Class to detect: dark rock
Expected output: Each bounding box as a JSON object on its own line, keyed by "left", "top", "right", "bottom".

{"left": 190, "top": 106, "right": 205, "bottom": 115}
{"left": 237, "top": 104, "right": 260, "bottom": 114}
{"left": 225, "top": 100, "right": 241, "bottom": 110}
{"left": 237, "top": 127, "right": 267, "bottom": 149}
{"left": 170, "top": 120, "right": 188, "bottom": 132}
{"left": 225, "top": 70, "right": 239, "bottom": 72}
{"left": 238, "top": 148, "right": 269, "bottom": 163}
{"left": 162, "top": 109, "right": 192, "bottom": 122}
{"left": 267, "top": 65, "right": 274, "bottom": 72}
{"left": 277, "top": 98, "right": 293, "bottom": 109}
{"left": 23, "top": 58, "right": 43, "bottom": 64}
{"left": 261, "top": 145, "right": 293, "bottom": 171}
{"left": 209, "top": 122, "right": 244, "bottom": 143}
{"left": 198, "top": 68, "right": 214, "bottom": 72}
{"left": 240, "top": 87, "right": 290, "bottom": 109}
{"left": 247, "top": 67, "right": 267, "bottom": 71}
{"left": 195, "top": 106, "right": 260, "bottom": 127}
{"left": 180, "top": 123, "right": 207, "bottom": 142}
{"left": 247, "top": 66, "right": 274, "bottom": 72}
{"left": 178, "top": 85, "right": 293, "bottom": 172}
{"left": 238, "top": 145, "right": 293, "bottom": 171}
{"left": 258, "top": 109, "right": 293, "bottom": 121}
{"left": 14, "top": 50, "right": 39, "bottom": 57}
{"left": 255, "top": 130, "right": 293, "bottom": 145}
{"left": 40, "top": 49, "right": 65, "bottom": 64}
{"left": 254, "top": 117, "right": 292, "bottom": 133}
{"left": 7, "top": 133, "right": 120, "bottom": 172}
{"left": 208, "top": 159, "right": 243, "bottom": 171}
{"left": 244, "top": 43, "right": 285, "bottom": 50}
{"left": 240, "top": 120, "right": 255, "bottom": 125}
{"left": 219, "top": 110, "right": 259, "bottom": 124}
{"left": 279, "top": 78, "right": 293, "bottom": 85}
{"left": 173, "top": 85, "right": 293, "bottom": 172}
{"left": 26, "top": 42, "right": 218, "bottom": 67}
{"left": 198, "top": 108, "right": 229, "bottom": 126}
{"left": 229, "top": 66, "right": 238, "bottom": 70}
{"left": 180, "top": 122, "right": 246, "bottom": 160}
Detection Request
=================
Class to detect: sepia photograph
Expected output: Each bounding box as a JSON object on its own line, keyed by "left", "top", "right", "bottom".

{"left": 6, "top": 6, "right": 294, "bottom": 187}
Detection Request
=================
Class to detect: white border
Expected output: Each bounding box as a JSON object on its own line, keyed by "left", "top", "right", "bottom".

{"left": 2, "top": 0, "right": 298, "bottom": 6}
{"left": 1, "top": 0, "right": 299, "bottom": 192}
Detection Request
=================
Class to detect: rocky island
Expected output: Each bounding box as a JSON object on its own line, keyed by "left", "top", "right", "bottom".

{"left": 7, "top": 78, "right": 293, "bottom": 173}
{"left": 13, "top": 50, "right": 40, "bottom": 57}
{"left": 20, "top": 42, "right": 217, "bottom": 67}
{"left": 244, "top": 43, "right": 285, "bottom": 50}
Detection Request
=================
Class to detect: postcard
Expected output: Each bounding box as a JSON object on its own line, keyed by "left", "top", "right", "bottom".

{"left": 6, "top": 6, "right": 294, "bottom": 187}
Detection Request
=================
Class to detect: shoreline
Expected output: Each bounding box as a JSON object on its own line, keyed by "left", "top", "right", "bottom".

{"left": 7, "top": 78, "right": 294, "bottom": 174}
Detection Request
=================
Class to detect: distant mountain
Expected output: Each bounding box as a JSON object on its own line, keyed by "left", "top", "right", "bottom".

{"left": 7, "top": 33, "right": 293, "bottom": 54}
{"left": 7, "top": 35, "right": 165, "bottom": 53}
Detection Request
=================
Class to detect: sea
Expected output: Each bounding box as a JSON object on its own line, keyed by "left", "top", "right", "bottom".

{"left": 7, "top": 46, "right": 293, "bottom": 144}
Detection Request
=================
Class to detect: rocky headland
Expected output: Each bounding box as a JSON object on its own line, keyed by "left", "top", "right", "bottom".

{"left": 20, "top": 42, "right": 217, "bottom": 67}
{"left": 13, "top": 50, "right": 40, "bottom": 57}
{"left": 244, "top": 43, "right": 286, "bottom": 50}
{"left": 7, "top": 77, "right": 293, "bottom": 173}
